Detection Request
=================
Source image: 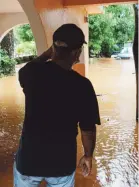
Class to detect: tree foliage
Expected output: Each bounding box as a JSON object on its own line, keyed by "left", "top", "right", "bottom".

{"left": 89, "top": 5, "right": 135, "bottom": 57}
{"left": 14, "top": 24, "right": 37, "bottom": 57}
{"left": 0, "top": 24, "right": 36, "bottom": 76}
{"left": 0, "top": 49, "right": 16, "bottom": 77}
{"left": 14, "top": 24, "right": 35, "bottom": 43}
{"left": 15, "top": 41, "right": 37, "bottom": 56}
{"left": 0, "top": 30, "right": 14, "bottom": 58}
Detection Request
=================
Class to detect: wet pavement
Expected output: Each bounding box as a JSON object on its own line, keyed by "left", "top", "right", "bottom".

{"left": 0, "top": 58, "right": 138, "bottom": 187}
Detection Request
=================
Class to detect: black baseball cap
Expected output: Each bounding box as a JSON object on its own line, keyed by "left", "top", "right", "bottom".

{"left": 53, "top": 24, "right": 87, "bottom": 50}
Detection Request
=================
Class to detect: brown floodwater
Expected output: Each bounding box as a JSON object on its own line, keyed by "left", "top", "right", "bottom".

{"left": 0, "top": 58, "right": 138, "bottom": 187}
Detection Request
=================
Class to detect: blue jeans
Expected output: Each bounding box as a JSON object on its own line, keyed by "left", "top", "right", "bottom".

{"left": 13, "top": 163, "right": 75, "bottom": 187}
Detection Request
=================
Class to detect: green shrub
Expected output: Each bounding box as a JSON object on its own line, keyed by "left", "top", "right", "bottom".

{"left": 89, "top": 5, "right": 135, "bottom": 57}
{"left": 15, "top": 41, "right": 37, "bottom": 56}
{"left": 15, "top": 55, "right": 37, "bottom": 65}
{"left": 0, "top": 49, "right": 17, "bottom": 77}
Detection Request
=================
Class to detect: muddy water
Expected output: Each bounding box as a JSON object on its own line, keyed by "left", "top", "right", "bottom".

{"left": 0, "top": 58, "right": 138, "bottom": 187}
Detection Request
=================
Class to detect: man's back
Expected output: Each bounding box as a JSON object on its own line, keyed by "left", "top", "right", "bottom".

{"left": 16, "top": 60, "right": 99, "bottom": 177}
{"left": 14, "top": 24, "right": 101, "bottom": 187}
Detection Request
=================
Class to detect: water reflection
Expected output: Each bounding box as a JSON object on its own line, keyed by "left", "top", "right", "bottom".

{"left": 0, "top": 58, "right": 138, "bottom": 187}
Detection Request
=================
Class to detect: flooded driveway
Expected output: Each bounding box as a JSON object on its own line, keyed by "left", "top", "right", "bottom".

{"left": 0, "top": 58, "right": 138, "bottom": 187}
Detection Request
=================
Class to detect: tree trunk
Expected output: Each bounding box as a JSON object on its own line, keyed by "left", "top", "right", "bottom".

{"left": 1, "top": 30, "right": 14, "bottom": 58}
{"left": 133, "top": 4, "right": 138, "bottom": 121}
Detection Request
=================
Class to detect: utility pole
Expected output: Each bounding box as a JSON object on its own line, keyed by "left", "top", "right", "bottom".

{"left": 133, "top": 4, "right": 138, "bottom": 121}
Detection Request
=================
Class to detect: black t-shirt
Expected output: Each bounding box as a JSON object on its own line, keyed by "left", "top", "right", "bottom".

{"left": 16, "top": 59, "right": 101, "bottom": 177}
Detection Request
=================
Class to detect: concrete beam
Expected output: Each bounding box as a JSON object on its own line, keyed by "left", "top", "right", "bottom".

{"left": 64, "top": 0, "right": 137, "bottom": 6}
{"left": 85, "top": 5, "right": 104, "bottom": 14}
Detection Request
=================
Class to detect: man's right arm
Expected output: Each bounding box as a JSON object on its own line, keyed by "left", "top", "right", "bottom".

{"left": 19, "top": 46, "right": 53, "bottom": 88}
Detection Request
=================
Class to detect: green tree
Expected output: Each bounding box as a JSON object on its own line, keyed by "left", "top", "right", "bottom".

{"left": 15, "top": 41, "right": 37, "bottom": 56}
{"left": 89, "top": 5, "right": 135, "bottom": 57}
{"left": 0, "top": 49, "right": 16, "bottom": 76}
{"left": 14, "top": 24, "right": 35, "bottom": 44}
{"left": 0, "top": 30, "right": 14, "bottom": 58}
{"left": 14, "top": 24, "right": 37, "bottom": 56}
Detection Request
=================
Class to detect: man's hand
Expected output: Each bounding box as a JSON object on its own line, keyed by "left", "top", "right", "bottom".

{"left": 43, "top": 46, "right": 53, "bottom": 58}
{"left": 39, "top": 46, "right": 53, "bottom": 61}
{"left": 79, "top": 128, "right": 96, "bottom": 177}
{"left": 78, "top": 156, "right": 92, "bottom": 177}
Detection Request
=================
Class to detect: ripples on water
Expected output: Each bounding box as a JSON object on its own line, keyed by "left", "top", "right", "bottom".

{"left": 0, "top": 59, "right": 138, "bottom": 187}
{"left": 95, "top": 119, "right": 138, "bottom": 187}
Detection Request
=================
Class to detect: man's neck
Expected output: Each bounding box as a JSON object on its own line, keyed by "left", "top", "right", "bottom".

{"left": 52, "top": 58, "right": 72, "bottom": 71}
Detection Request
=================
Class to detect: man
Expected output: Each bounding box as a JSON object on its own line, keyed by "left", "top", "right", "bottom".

{"left": 14, "top": 24, "right": 101, "bottom": 187}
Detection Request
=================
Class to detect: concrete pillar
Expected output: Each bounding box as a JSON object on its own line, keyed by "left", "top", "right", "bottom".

{"left": 17, "top": 0, "right": 47, "bottom": 55}
{"left": 18, "top": 0, "right": 89, "bottom": 76}
{"left": 39, "top": 4, "right": 89, "bottom": 76}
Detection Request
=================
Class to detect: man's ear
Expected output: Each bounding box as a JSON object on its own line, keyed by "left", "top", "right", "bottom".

{"left": 71, "top": 48, "right": 82, "bottom": 65}
{"left": 52, "top": 45, "right": 55, "bottom": 53}
{"left": 71, "top": 48, "right": 82, "bottom": 58}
